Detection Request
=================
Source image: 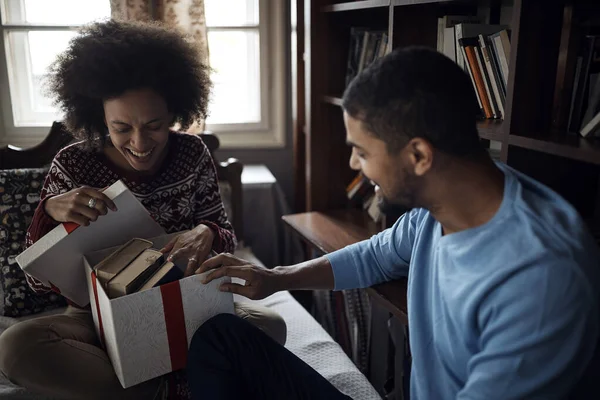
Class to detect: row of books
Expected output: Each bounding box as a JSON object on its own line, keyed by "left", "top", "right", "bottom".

{"left": 568, "top": 35, "right": 600, "bottom": 138}
{"left": 345, "top": 28, "right": 389, "bottom": 88}
{"left": 437, "top": 16, "right": 511, "bottom": 120}
{"left": 346, "top": 173, "right": 381, "bottom": 223}
{"left": 95, "top": 238, "right": 183, "bottom": 299}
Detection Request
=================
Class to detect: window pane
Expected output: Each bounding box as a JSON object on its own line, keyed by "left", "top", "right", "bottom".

{"left": 3, "top": 0, "right": 110, "bottom": 25}
{"left": 207, "top": 30, "right": 261, "bottom": 125}
{"left": 5, "top": 30, "right": 76, "bottom": 125}
{"left": 204, "top": 0, "right": 258, "bottom": 27}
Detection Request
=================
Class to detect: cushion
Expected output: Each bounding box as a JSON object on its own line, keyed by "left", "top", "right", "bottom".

{"left": 0, "top": 168, "right": 66, "bottom": 317}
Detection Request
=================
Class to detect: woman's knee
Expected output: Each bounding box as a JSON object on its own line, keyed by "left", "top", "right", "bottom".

{"left": 0, "top": 320, "right": 47, "bottom": 381}
{"left": 234, "top": 302, "right": 287, "bottom": 346}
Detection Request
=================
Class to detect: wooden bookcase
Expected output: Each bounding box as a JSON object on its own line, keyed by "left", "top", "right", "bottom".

{"left": 291, "top": 0, "right": 600, "bottom": 246}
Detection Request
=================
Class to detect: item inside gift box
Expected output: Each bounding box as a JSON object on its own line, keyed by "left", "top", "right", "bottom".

{"left": 94, "top": 238, "right": 183, "bottom": 299}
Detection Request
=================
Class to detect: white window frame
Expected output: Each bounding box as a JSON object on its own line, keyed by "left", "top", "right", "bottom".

{"left": 0, "top": 0, "right": 285, "bottom": 149}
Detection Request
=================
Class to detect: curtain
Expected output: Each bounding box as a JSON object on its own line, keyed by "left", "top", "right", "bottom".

{"left": 109, "top": 0, "right": 209, "bottom": 132}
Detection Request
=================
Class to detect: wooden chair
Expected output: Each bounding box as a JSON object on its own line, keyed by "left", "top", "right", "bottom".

{"left": 0, "top": 121, "right": 244, "bottom": 241}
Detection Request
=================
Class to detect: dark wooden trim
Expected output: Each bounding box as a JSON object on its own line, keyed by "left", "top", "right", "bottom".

{"left": 216, "top": 156, "right": 245, "bottom": 243}
{"left": 0, "top": 121, "right": 73, "bottom": 169}
{"left": 282, "top": 209, "right": 379, "bottom": 254}
{"left": 477, "top": 120, "right": 505, "bottom": 142}
{"left": 292, "top": 0, "right": 307, "bottom": 213}
{"left": 200, "top": 132, "right": 245, "bottom": 242}
{"left": 508, "top": 134, "right": 600, "bottom": 166}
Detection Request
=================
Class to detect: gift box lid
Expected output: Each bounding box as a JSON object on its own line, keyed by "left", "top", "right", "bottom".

{"left": 16, "top": 180, "right": 165, "bottom": 307}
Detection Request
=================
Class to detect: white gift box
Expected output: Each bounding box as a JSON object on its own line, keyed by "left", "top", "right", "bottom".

{"left": 16, "top": 180, "right": 166, "bottom": 306}
{"left": 84, "top": 232, "right": 235, "bottom": 389}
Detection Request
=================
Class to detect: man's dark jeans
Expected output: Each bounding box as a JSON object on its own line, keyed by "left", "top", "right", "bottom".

{"left": 187, "top": 313, "right": 354, "bottom": 400}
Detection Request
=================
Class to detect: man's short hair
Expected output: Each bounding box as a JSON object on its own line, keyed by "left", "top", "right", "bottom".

{"left": 342, "top": 46, "right": 484, "bottom": 157}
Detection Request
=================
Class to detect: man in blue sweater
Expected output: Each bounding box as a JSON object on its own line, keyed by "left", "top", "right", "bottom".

{"left": 189, "top": 47, "right": 600, "bottom": 399}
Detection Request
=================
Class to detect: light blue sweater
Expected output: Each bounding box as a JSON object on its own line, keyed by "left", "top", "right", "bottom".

{"left": 327, "top": 163, "right": 600, "bottom": 399}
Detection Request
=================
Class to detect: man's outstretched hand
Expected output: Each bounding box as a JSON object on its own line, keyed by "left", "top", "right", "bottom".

{"left": 196, "top": 253, "right": 282, "bottom": 300}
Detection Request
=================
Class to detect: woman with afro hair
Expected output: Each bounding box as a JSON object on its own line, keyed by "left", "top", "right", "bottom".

{"left": 0, "top": 19, "right": 286, "bottom": 399}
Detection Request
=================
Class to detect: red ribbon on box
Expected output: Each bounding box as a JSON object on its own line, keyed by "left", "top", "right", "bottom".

{"left": 160, "top": 281, "right": 188, "bottom": 371}
{"left": 90, "top": 273, "right": 188, "bottom": 371}
{"left": 63, "top": 222, "right": 79, "bottom": 234}
{"left": 91, "top": 272, "right": 106, "bottom": 346}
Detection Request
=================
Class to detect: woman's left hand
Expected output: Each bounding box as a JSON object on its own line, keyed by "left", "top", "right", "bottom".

{"left": 160, "top": 224, "right": 216, "bottom": 277}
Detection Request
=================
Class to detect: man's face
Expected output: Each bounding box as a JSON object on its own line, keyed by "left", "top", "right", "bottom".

{"left": 344, "top": 112, "right": 427, "bottom": 213}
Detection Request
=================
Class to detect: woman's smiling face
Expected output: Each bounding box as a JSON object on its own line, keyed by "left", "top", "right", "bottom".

{"left": 104, "top": 88, "right": 173, "bottom": 174}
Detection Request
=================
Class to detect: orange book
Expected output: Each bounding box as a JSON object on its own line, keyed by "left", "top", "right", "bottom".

{"left": 464, "top": 45, "right": 493, "bottom": 118}
{"left": 346, "top": 173, "right": 363, "bottom": 193}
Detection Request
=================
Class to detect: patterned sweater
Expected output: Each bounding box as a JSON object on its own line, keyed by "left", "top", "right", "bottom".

{"left": 25, "top": 132, "right": 237, "bottom": 294}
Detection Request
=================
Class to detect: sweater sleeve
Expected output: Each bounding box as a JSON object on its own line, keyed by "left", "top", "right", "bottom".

{"left": 325, "top": 208, "right": 422, "bottom": 290}
{"left": 25, "top": 156, "right": 78, "bottom": 294}
{"left": 194, "top": 147, "right": 237, "bottom": 254}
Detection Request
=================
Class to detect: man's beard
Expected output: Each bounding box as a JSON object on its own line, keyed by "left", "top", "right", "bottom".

{"left": 376, "top": 167, "right": 416, "bottom": 220}
{"left": 378, "top": 196, "right": 410, "bottom": 218}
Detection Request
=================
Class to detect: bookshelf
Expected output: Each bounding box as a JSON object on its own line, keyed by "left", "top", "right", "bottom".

{"left": 292, "top": 0, "right": 600, "bottom": 236}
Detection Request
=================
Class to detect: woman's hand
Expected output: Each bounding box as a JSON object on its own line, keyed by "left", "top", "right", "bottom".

{"left": 160, "top": 225, "right": 216, "bottom": 277}
{"left": 44, "top": 186, "right": 117, "bottom": 226}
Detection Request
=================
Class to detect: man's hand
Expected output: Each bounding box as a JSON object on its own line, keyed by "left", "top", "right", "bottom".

{"left": 160, "top": 225, "right": 215, "bottom": 277}
{"left": 196, "top": 253, "right": 282, "bottom": 300}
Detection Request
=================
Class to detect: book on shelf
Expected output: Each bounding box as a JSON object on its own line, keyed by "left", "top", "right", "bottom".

{"left": 489, "top": 30, "right": 511, "bottom": 89}
{"left": 460, "top": 37, "right": 494, "bottom": 119}
{"left": 346, "top": 28, "right": 388, "bottom": 88}
{"left": 437, "top": 15, "right": 482, "bottom": 63}
{"left": 437, "top": 20, "right": 510, "bottom": 120}
{"left": 479, "top": 34, "right": 505, "bottom": 118}
{"left": 367, "top": 194, "right": 382, "bottom": 223}
{"left": 345, "top": 173, "right": 380, "bottom": 223}
{"left": 454, "top": 24, "right": 508, "bottom": 71}
{"left": 568, "top": 34, "right": 600, "bottom": 135}
{"left": 580, "top": 111, "right": 600, "bottom": 137}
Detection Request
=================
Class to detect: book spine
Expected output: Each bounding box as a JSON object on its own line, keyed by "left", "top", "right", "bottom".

{"left": 570, "top": 36, "right": 597, "bottom": 132}
{"left": 443, "top": 27, "right": 456, "bottom": 62}
{"left": 465, "top": 45, "right": 494, "bottom": 118}
{"left": 479, "top": 34, "right": 505, "bottom": 118}
{"left": 492, "top": 33, "right": 510, "bottom": 88}
{"left": 357, "top": 31, "right": 371, "bottom": 73}
{"left": 459, "top": 43, "right": 484, "bottom": 115}
{"left": 437, "top": 17, "right": 445, "bottom": 53}
{"left": 474, "top": 43, "right": 498, "bottom": 118}
{"left": 580, "top": 111, "right": 600, "bottom": 137}
{"left": 455, "top": 24, "right": 465, "bottom": 69}
{"left": 488, "top": 35, "right": 507, "bottom": 97}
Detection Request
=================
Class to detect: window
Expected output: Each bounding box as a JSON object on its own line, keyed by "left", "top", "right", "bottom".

{"left": 0, "top": 0, "right": 285, "bottom": 148}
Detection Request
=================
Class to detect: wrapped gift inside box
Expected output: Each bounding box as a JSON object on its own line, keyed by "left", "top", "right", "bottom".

{"left": 85, "top": 232, "right": 235, "bottom": 389}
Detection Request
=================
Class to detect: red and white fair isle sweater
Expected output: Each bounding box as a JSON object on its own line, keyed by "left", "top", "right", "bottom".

{"left": 25, "top": 132, "right": 237, "bottom": 295}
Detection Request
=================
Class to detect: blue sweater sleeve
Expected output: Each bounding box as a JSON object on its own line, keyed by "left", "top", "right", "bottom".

{"left": 457, "top": 261, "right": 598, "bottom": 400}
{"left": 325, "top": 209, "right": 421, "bottom": 290}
